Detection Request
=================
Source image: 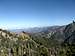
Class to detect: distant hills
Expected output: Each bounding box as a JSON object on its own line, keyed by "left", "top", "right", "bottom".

{"left": 10, "top": 25, "right": 65, "bottom": 33}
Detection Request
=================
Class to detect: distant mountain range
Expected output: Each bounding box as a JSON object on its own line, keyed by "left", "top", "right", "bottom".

{"left": 9, "top": 25, "right": 65, "bottom": 33}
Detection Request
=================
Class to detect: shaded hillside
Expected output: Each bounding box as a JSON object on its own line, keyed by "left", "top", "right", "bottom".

{"left": 64, "top": 21, "right": 75, "bottom": 44}
{"left": 62, "top": 21, "right": 75, "bottom": 56}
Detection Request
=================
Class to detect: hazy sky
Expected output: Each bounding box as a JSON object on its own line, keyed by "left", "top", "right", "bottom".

{"left": 0, "top": 0, "right": 75, "bottom": 29}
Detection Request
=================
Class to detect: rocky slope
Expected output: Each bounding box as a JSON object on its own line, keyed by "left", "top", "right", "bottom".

{"left": 0, "top": 29, "right": 49, "bottom": 56}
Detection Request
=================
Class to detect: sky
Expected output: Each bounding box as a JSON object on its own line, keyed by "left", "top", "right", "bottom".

{"left": 0, "top": 0, "right": 75, "bottom": 29}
